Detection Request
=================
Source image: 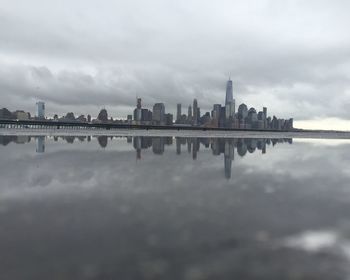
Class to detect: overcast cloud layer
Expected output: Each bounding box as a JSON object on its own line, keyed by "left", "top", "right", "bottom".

{"left": 1, "top": 0, "right": 350, "bottom": 129}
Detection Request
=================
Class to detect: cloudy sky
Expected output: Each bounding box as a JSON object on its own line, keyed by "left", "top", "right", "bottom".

{"left": 1, "top": 0, "right": 350, "bottom": 130}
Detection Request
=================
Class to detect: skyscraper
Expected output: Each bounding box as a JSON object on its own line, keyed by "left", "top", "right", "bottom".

{"left": 152, "top": 103, "right": 165, "bottom": 125}
{"left": 36, "top": 101, "right": 45, "bottom": 119}
{"left": 134, "top": 98, "right": 142, "bottom": 123}
{"left": 187, "top": 105, "right": 192, "bottom": 123}
{"left": 193, "top": 98, "right": 198, "bottom": 126}
{"left": 225, "top": 79, "right": 235, "bottom": 120}
{"left": 176, "top": 103, "right": 181, "bottom": 121}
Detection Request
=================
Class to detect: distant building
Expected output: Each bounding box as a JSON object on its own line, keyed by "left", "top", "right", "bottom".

{"left": 0, "top": 108, "right": 14, "bottom": 119}
{"left": 141, "top": 108, "right": 152, "bottom": 122}
{"left": 36, "top": 101, "right": 45, "bottom": 119}
{"left": 176, "top": 103, "right": 182, "bottom": 122}
{"left": 152, "top": 103, "right": 165, "bottom": 125}
{"left": 165, "top": 113, "right": 173, "bottom": 125}
{"left": 98, "top": 109, "right": 108, "bottom": 122}
{"left": 14, "top": 110, "right": 29, "bottom": 120}
{"left": 134, "top": 98, "right": 142, "bottom": 123}
{"left": 64, "top": 112, "right": 76, "bottom": 121}
{"left": 238, "top": 104, "right": 248, "bottom": 120}
{"left": 193, "top": 99, "right": 198, "bottom": 126}
{"left": 225, "top": 79, "right": 235, "bottom": 120}
{"left": 187, "top": 105, "right": 192, "bottom": 122}
{"left": 77, "top": 115, "right": 87, "bottom": 122}
{"left": 211, "top": 104, "right": 221, "bottom": 127}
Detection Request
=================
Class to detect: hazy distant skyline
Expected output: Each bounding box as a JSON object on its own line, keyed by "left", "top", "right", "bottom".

{"left": 1, "top": 0, "right": 350, "bottom": 130}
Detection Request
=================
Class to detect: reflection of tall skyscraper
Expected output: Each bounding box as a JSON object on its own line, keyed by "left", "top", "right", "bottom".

{"left": 36, "top": 136, "right": 45, "bottom": 153}
{"left": 176, "top": 138, "right": 181, "bottom": 155}
{"left": 152, "top": 137, "right": 165, "bottom": 154}
{"left": 187, "top": 138, "right": 192, "bottom": 154}
{"left": 192, "top": 138, "right": 199, "bottom": 160}
{"left": 224, "top": 140, "right": 234, "bottom": 179}
{"left": 133, "top": 136, "right": 142, "bottom": 159}
{"left": 211, "top": 138, "right": 220, "bottom": 155}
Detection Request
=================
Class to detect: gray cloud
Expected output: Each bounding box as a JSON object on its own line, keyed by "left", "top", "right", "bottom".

{"left": 1, "top": 0, "right": 350, "bottom": 123}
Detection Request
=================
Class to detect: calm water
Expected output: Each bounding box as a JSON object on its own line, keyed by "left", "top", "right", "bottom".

{"left": 1, "top": 135, "right": 350, "bottom": 279}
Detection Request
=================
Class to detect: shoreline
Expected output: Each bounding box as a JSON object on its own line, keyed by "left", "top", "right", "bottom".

{"left": 1, "top": 128, "right": 350, "bottom": 139}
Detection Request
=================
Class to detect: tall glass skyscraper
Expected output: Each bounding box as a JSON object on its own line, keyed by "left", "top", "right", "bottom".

{"left": 225, "top": 79, "right": 233, "bottom": 105}
{"left": 225, "top": 79, "right": 235, "bottom": 119}
{"left": 36, "top": 101, "right": 45, "bottom": 119}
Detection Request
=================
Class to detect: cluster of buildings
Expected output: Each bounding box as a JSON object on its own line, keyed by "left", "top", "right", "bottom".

{"left": 129, "top": 79, "right": 293, "bottom": 130}
{"left": 0, "top": 108, "right": 31, "bottom": 120}
{"left": 0, "top": 79, "right": 293, "bottom": 131}
{"left": 0, "top": 101, "right": 44, "bottom": 121}
{"left": 129, "top": 99, "right": 174, "bottom": 126}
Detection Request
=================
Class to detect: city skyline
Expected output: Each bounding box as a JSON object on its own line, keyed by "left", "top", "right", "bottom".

{"left": 0, "top": 78, "right": 294, "bottom": 131}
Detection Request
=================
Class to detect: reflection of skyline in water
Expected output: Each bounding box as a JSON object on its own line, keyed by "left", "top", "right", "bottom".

{"left": 132, "top": 137, "right": 292, "bottom": 179}
{"left": 1, "top": 135, "right": 350, "bottom": 280}
{"left": 0, "top": 135, "right": 292, "bottom": 179}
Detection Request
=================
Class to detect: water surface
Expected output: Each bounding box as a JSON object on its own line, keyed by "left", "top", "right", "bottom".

{"left": 1, "top": 135, "right": 350, "bottom": 279}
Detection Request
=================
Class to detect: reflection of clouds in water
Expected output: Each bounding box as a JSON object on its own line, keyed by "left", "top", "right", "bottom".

{"left": 294, "top": 138, "right": 350, "bottom": 146}
{"left": 1, "top": 138, "right": 350, "bottom": 279}
{"left": 284, "top": 230, "right": 339, "bottom": 252}
{"left": 283, "top": 229, "right": 350, "bottom": 267}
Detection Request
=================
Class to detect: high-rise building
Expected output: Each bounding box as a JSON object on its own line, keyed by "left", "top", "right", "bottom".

{"left": 187, "top": 105, "right": 192, "bottom": 123}
{"left": 36, "top": 101, "right": 45, "bottom": 119}
{"left": 225, "top": 79, "right": 233, "bottom": 105}
{"left": 141, "top": 109, "right": 152, "bottom": 122}
{"left": 225, "top": 79, "right": 235, "bottom": 119}
{"left": 193, "top": 99, "right": 198, "bottom": 126}
{"left": 238, "top": 103, "right": 248, "bottom": 120}
{"left": 152, "top": 103, "right": 165, "bottom": 125}
{"left": 134, "top": 98, "right": 142, "bottom": 123}
{"left": 137, "top": 98, "right": 142, "bottom": 109}
{"left": 176, "top": 103, "right": 182, "bottom": 121}
{"left": 212, "top": 104, "right": 221, "bottom": 119}
{"left": 165, "top": 113, "right": 173, "bottom": 125}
